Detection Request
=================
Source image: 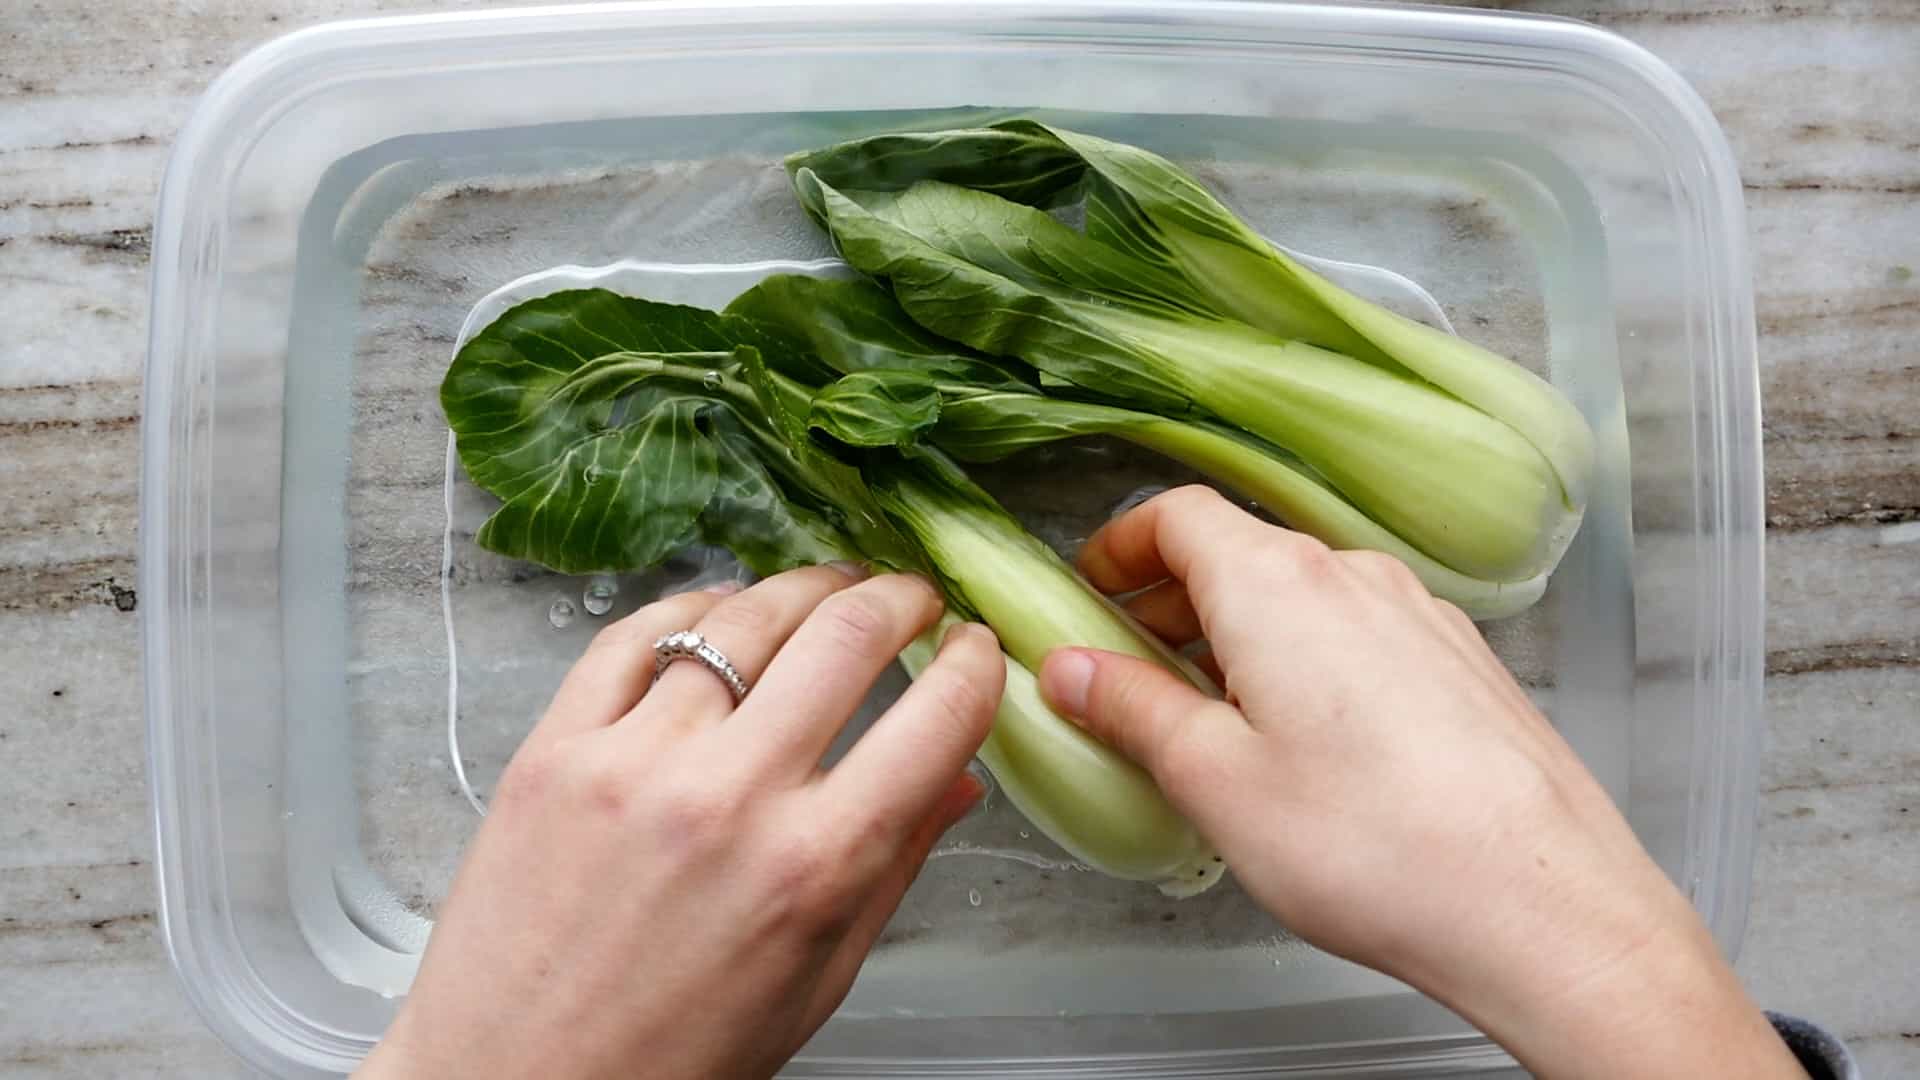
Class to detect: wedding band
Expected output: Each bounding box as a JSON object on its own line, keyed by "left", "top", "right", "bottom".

{"left": 652, "top": 630, "right": 750, "bottom": 703}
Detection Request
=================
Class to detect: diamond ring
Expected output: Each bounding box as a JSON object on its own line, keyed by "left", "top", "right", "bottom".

{"left": 651, "top": 630, "right": 750, "bottom": 703}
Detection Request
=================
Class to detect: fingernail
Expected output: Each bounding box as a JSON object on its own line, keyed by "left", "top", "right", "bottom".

{"left": 702, "top": 579, "right": 745, "bottom": 596}
{"left": 957, "top": 770, "right": 987, "bottom": 803}
{"left": 1045, "top": 649, "right": 1096, "bottom": 719}
{"left": 942, "top": 621, "right": 993, "bottom": 648}
{"left": 942, "top": 771, "right": 987, "bottom": 825}
{"left": 825, "top": 560, "right": 870, "bottom": 580}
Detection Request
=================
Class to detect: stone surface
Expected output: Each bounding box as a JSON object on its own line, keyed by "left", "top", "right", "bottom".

{"left": 1, "top": 0, "right": 1915, "bottom": 1075}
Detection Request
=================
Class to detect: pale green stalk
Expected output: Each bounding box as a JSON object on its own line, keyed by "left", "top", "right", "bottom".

{"left": 899, "top": 615, "right": 1221, "bottom": 894}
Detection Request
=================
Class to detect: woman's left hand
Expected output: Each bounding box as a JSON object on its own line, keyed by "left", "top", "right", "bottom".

{"left": 359, "top": 564, "right": 1002, "bottom": 1080}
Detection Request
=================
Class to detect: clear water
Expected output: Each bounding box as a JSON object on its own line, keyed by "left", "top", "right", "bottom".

{"left": 287, "top": 109, "right": 1632, "bottom": 1015}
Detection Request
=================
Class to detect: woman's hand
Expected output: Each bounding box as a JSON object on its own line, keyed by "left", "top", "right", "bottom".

{"left": 1039, "top": 486, "right": 1802, "bottom": 1080}
{"left": 361, "top": 564, "right": 1002, "bottom": 1080}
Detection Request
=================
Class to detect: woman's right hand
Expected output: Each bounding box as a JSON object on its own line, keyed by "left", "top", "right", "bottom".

{"left": 1038, "top": 486, "right": 1802, "bottom": 1080}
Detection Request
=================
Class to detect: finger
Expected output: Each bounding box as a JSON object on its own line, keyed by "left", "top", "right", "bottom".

{"left": 525, "top": 583, "right": 735, "bottom": 747}
{"left": 1120, "top": 580, "right": 1204, "bottom": 647}
{"left": 634, "top": 562, "right": 867, "bottom": 724}
{"left": 736, "top": 573, "right": 945, "bottom": 773}
{"left": 1189, "top": 647, "right": 1225, "bottom": 689}
{"left": 1077, "top": 485, "right": 1265, "bottom": 595}
{"left": 822, "top": 621, "right": 1003, "bottom": 831}
{"left": 1430, "top": 597, "right": 1491, "bottom": 657}
{"left": 1039, "top": 646, "right": 1247, "bottom": 779}
{"left": 799, "top": 772, "right": 983, "bottom": 1033}
{"left": 1429, "top": 599, "right": 1544, "bottom": 723}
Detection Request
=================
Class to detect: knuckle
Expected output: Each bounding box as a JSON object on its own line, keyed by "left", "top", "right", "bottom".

{"left": 1278, "top": 533, "right": 1337, "bottom": 580}
{"left": 652, "top": 781, "right": 746, "bottom": 845}
{"left": 832, "top": 809, "right": 896, "bottom": 863}
{"left": 1154, "top": 714, "right": 1232, "bottom": 794}
{"left": 1100, "top": 661, "right": 1159, "bottom": 717}
{"left": 493, "top": 745, "right": 563, "bottom": 808}
{"left": 1347, "top": 550, "right": 1424, "bottom": 594}
{"left": 1435, "top": 598, "right": 1481, "bottom": 636}
{"left": 814, "top": 591, "right": 896, "bottom": 654}
{"left": 578, "top": 755, "right": 641, "bottom": 819}
{"left": 702, "top": 592, "right": 778, "bottom": 642}
{"left": 1157, "top": 483, "right": 1230, "bottom": 516}
{"left": 761, "top": 836, "right": 850, "bottom": 926}
{"left": 919, "top": 669, "right": 996, "bottom": 741}
{"left": 1091, "top": 667, "right": 1166, "bottom": 758}
{"left": 895, "top": 572, "right": 944, "bottom": 614}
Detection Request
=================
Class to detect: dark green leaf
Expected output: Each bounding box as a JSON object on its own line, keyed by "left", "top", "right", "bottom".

{"left": 731, "top": 343, "right": 927, "bottom": 573}
{"left": 442, "top": 289, "right": 806, "bottom": 498}
{"left": 725, "top": 274, "right": 1034, "bottom": 392}
{"left": 469, "top": 388, "right": 718, "bottom": 574}
{"left": 699, "top": 411, "right": 855, "bottom": 576}
{"left": 808, "top": 370, "right": 943, "bottom": 451}
{"left": 785, "top": 125, "right": 1088, "bottom": 214}
{"left": 443, "top": 287, "right": 873, "bottom": 575}
{"left": 1028, "top": 123, "right": 1382, "bottom": 362}
{"left": 790, "top": 169, "right": 1201, "bottom": 416}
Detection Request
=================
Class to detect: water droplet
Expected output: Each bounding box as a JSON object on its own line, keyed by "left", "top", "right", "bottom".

{"left": 967, "top": 888, "right": 982, "bottom": 907}
{"left": 583, "top": 576, "right": 618, "bottom": 616}
{"left": 701, "top": 370, "right": 723, "bottom": 389}
{"left": 584, "top": 465, "right": 606, "bottom": 484}
{"left": 1017, "top": 830, "right": 1030, "bottom": 840}
{"left": 547, "top": 598, "right": 576, "bottom": 629}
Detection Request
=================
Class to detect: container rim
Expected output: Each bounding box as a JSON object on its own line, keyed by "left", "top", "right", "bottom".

{"left": 143, "top": 2, "right": 1762, "bottom": 1075}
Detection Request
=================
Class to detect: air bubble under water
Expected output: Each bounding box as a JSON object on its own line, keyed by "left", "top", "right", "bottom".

{"left": 548, "top": 598, "right": 577, "bottom": 629}
{"left": 701, "top": 370, "right": 723, "bottom": 389}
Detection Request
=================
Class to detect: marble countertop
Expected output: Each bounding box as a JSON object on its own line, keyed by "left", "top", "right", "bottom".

{"left": 2, "top": 1, "right": 1915, "bottom": 1075}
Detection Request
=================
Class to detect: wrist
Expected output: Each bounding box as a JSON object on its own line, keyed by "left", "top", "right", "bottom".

{"left": 355, "top": 1041, "right": 411, "bottom": 1080}
{"left": 1419, "top": 889, "right": 1801, "bottom": 1079}
{"left": 357, "top": 1012, "right": 444, "bottom": 1080}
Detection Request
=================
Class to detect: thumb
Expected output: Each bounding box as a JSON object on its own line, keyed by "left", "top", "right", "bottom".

{"left": 1039, "top": 647, "right": 1238, "bottom": 778}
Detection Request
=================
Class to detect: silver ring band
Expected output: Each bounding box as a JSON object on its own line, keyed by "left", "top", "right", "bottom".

{"left": 652, "top": 630, "right": 750, "bottom": 703}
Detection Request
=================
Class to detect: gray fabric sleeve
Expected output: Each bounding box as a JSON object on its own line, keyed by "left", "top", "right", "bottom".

{"left": 1767, "top": 1011, "right": 1860, "bottom": 1080}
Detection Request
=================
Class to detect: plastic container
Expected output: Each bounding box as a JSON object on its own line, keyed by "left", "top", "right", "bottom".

{"left": 142, "top": 2, "right": 1762, "bottom": 1076}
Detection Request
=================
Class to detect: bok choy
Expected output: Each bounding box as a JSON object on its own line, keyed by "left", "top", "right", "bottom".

{"left": 441, "top": 288, "right": 1223, "bottom": 894}
{"left": 443, "top": 123, "right": 1597, "bottom": 896}
{"left": 731, "top": 273, "right": 1551, "bottom": 617}
{"left": 785, "top": 121, "right": 1594, "bottom": 593}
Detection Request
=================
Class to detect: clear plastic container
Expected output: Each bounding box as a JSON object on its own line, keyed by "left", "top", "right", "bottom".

{"left": 142, "top": 2, "right": 1762, "bottom": 1076}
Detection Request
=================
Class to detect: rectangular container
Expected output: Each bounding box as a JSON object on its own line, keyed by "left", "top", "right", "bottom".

{"left": 143, "top": 2, "right": 1762, "bottom": 1076}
